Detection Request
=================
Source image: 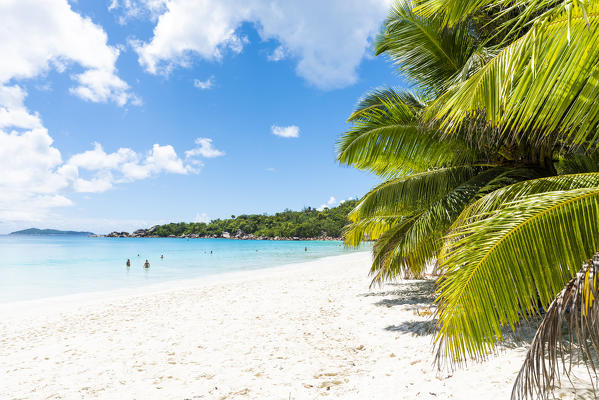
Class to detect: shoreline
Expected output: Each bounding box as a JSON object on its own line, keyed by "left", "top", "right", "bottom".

{"left": 0, "top": 252, "right": 369, "bottom": 312}
{"left": 1, "top": 251, "right": 592, "bottom": 399}
{"left": 93, "top": 234, "right": 346, "bottom": 240}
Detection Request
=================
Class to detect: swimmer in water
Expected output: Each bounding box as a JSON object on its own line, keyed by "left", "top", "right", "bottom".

{"left": 160, "top": 254, "right": 164, "bottom": 259}
{"left": 126, "top": 259, "right": 131, "bottom": 267}
{"left": 144, "top": 259, "right": 150, "bottom": 268}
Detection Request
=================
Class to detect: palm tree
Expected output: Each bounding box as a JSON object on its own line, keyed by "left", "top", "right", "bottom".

{"left": 339, "top": 0, "right": 599, "bottom": 397}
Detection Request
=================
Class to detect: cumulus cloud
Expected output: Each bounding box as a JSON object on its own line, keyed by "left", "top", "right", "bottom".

{"left": 109, "top": 0, "right": 168, "bottom": 23}
{"left": 0, "top": 0, "right": 135, "bottom": 106}
{"left": 185, "top": 138, "right": 225, "bottom": 158}
{"left": 128, "top": 0, "right": 392, "bottom": 88}
{"left": 271, "top": 125, "right": 299, "bottom": 138}
{"left": 267, "top": 45, "right": 286, "bottom": 62}
{"left": 0, "top": 118, "right": 213, "bottom": 220}
{"left": 0, "top": 0, "right": 225, "bottom": 223}
{"left": 67, "top": 141, "right": 216, "bottom": 192}
{"left": 0, "top": 77, "right": 223, "bottom": 221}
{"left": 0, "top": 86, "right": 42, "bottom": 130}
{"left": 133, "top": 1, "right": 252, "bottom": 74}
{"left": 193, "top": 76, "right": 215, "bottom": 90}
{"left": 0, "top": 127, "right": 72, "bottom": 221}
{"left": 327, "top": 196, "right": 336, "bottom": 205}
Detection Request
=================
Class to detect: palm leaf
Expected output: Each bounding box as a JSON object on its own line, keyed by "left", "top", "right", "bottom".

{"left": 376, "top": 0, "right": 476, "bottom": 94}
{"left": 343, "top": 214, "right": 404, "bottom": 247}
{"left": 512, "top": 254, "right": 599, "bottom": 399}
{"left": 348, "top": 87, "right": 426, "bottom": 122}
{"left": 370, "top": 215, "right": 437, "bottom": 283}
{"left": 450, "top": 172, "right": 599, "bottom": 231}
{"left": 436, "top": 186, "right": 599, "bottom": 363}
{"left": 349, "top": 166, "right": 489, "bottom": 220}
{"left": 368, "top": 167, "right": 512, "bottom": 284}
{"left": 338, "top": 94, "right": 477, "bottom": 177}
{"left": 429, "top": 5, "right": 599, "bottom": 152}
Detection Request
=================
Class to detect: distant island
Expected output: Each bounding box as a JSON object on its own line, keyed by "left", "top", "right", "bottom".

{"left": 101, "top": 200, "right": 359, "bottom": 240}
{"left": 10, "top": 228, "right": 95, "bottom": 236}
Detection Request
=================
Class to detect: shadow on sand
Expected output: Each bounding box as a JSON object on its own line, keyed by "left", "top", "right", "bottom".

{"left": 361, "top": 280, "right": 438, "bottom": 336}
{"left": 360, "top": 280, "right": 436, "bottom": 307}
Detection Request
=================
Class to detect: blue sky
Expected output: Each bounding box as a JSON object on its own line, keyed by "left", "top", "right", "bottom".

{"left": 0, "top": 0, "right": 403, "bottom": 234}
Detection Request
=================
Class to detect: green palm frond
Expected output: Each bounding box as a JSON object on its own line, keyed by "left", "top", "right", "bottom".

{"left": 349, "top": 166, "right": 489, "bottom": 220}
{"left": 368, "top": 167, "right": 512, "bottom": 285}
{"left": 348, "top": 87, "right": 426, "bottom": 122}
{"left": 343, "top": 214, "right": 404, "bottom": 247}
{"left": 512, "top": 254, "right": 599, "bottom": 400}
{"left": 451, "top": 172, "right": 599, "bottom": 231}
{"left": 370, "top": 215, "right": 438, "bottom": 283}
{"left": 376, "top": 0, "right": 476, "bottom": 94}
{"left": 556, "top": 153, "right": 599, "bottom": 175}
{"left": 417, "top": 0, "right": 567, "bottom": 32}
{"left": 436, "top": 186, "right": 599, "bottom": 363}
{"left": 338, "top": 108, "right": 476, "bottom": 177}
{"left": 429, "top": 4, "right": 599, "bottom": 151}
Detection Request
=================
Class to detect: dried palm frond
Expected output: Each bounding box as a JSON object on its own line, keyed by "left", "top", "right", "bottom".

{"left": 512, "top": 254, "right": 599, "bottom": 399}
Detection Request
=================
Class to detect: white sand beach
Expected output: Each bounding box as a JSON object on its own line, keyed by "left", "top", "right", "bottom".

{"left": 0, "top": 252, "right": 592, "bottom": 399}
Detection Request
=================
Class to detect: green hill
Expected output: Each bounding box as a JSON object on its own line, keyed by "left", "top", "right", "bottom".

{"left": 147, "top": 200, "right": 359, "bottom": 239}
{"left": 10, "top": 228, "right": 94, "bottom": 236}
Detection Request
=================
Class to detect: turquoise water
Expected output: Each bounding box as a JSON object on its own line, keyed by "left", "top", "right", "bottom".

{"left": 0, "top": 235, "right": 369, "bottom": 303}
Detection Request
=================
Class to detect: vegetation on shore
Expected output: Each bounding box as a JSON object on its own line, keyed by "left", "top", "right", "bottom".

{"left": 341, "top": 0, "right": 599, "bottom": 397}
{"left": 10, "top": 228, "right": 94, "bottom": 236}
{"left": 125, "top": 200, "right": 358, "bottom": 239}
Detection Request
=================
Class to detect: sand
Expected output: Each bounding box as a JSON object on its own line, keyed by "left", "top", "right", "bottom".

{"left": 0, "top": 251, "right": 593, "bottom": 399}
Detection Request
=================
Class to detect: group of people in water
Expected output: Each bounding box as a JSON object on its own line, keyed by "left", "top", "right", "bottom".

{"left": 126, "top": 254, "right": 164, "bottom": 268}
{"left": 126, "top": 247, "right": 308, "bottom": 269}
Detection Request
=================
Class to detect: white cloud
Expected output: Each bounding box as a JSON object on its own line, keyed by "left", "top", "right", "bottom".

{"left": 185, "top": 137, "right": 225, "bottom": 158}
{"left": 0, "top": 0, "right": 136, "bottom": 106}
{"left": 271, "top": 125, "right": 299, "bottom": 138}
{"left": 108, "top": 0, "right": 168, "bottom": 23}
{"left": 69, "top": 142, "right": 203, "bottom": 191}
{"left": 133, "top": 1, "right": 252, "bottom": 74}
{"left": 266, "top": 167, "right": 276, "bottom": 172}
{"left": 267, "top": 45, "right": 286, "bottom": 62}
{"left": 0, "top": 123, "right": 208, "bottom": 221}
{"left": 193, "top": 76, "right": 215, "bottom": 90}
{"left": 0, "top": 0, "right": 213, "bottom": 224}
{"left": 0, "top": 127, "right": 72, "bottom": 221}
{"left": 0, "top": 86, "right": 42, "bottom": 130}
{"left": 129, "top": 0, "right": 392, "bottom": 88}
{"left": 194, "top": 212, "right": 211, "bottom": 223}
{"left": 68, "top": 143, "right": 138, "bottom": 171}
{"left": 327, "top": 196, "right": 336, "bottom": 205}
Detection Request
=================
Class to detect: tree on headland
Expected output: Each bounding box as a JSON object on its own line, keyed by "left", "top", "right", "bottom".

{"left": 149, "top": 200, "right": 359, "bottom": 239}
{"left": 340, "top": 0, "right": 599, "bottom": 397}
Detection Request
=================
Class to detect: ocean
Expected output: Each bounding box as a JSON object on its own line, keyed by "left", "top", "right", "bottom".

{"left": 0, "top": 235, "right": 370, "bottom": 303}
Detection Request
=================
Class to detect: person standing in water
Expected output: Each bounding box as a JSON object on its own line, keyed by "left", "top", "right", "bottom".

{"left": 144, "top": 259, "right": 150, "bottom": 268}
{"left": 160, "top": 254, "right": 164, "bottom": 259}
{"left": 126, "top": 259, "right": 131, "bottom": 267}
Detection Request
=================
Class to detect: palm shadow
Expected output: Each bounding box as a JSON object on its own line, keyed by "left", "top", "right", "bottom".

{"left": 360, "top": 280, "right": 436, "bottom": 307}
